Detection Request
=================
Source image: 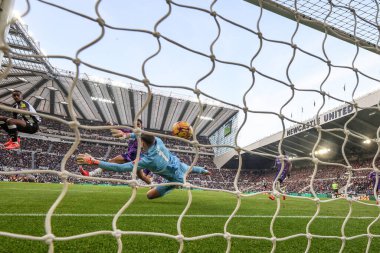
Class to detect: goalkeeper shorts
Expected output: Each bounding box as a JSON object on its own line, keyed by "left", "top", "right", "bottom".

{"left": 17, "top": 122, "right": 39, "bottom": 134}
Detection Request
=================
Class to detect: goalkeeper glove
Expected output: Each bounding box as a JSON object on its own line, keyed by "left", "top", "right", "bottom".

{"left": 110, "top": 129, "right": 129, "bottom": 139}
{"left": 76, "top": 153, "right": 100, "bottom": 165}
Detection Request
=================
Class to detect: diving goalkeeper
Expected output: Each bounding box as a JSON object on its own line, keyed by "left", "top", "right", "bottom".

{"left": 76, "top": 133, "right": 210, "bottom": 199}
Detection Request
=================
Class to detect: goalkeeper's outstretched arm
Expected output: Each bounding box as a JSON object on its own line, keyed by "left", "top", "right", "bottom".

{"left": 76, "top": 153, "right": 151, "bottom": 173}
{"left": 190, "top": 165, "right": 211, "bottom": 175}
{"left": 110, "top": 129, "right": 134, "bottom": 140}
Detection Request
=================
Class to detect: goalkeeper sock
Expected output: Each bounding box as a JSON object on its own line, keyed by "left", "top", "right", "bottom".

{"left": 7, "top": 124, "right": 18, "bottom": 142}
{"left": 89, "top": 168, "right": 103, "bottom": 177}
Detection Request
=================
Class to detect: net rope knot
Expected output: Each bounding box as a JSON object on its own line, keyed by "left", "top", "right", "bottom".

{"left": 59, "top": 170, "right": 70, "bottom": 180}
{"left": 243, "top": 107, "right": 248, "bottom": 113}
{"left": 112, "top": 229, "right": 122, "bottom": 239}
{"left": 142, "top": 78, "right": 150, "bottom": 85}
{"left": 250, "top": 67, "right": 256, "bottom": 72}
{"left": 271, "top": 236, "right": 277, "bottom": 243}
{"left": 341, "top": 236, "right": 346, "bottom": 242}
{"left": 209, "top": 54, "right": 216, "bottom": 61}
{"left": 210, "top": 11, "right": 217, "bottom": 17}
{"left": 190, "top": 140, "right": 199, "bottom": 147}
{"left": 306, "top": 233, "right": 312, "bottom": 239}
{"left": 129, "top": 180, "right": 138, "bottom": 188}
{"left": 68, "top": 120, "right": 80, "bottom": 129}
{"left": 368, "top": 233, "right": 374, "bottom": 239}
{"left": 176, "top": 234, "right": 184, "bottom": 242}
{"left": 96, "top": 18, "right": 105, "bottom": 26}
{"left": 193, "top": 88, "right": 201, "bottom": 95}
{"left": 272, "top": 189, "right": 280, "bottom": 197}
{"left": 153, "top": 31, "right": 161, "bottom": 38}
{"left": 183, "top": 182, "right": 192, "bottom": 189}
{"left": 43, "top": 233, "right": 55, "bottom": 244}
{"left": 133, "top": 128, "right": 142, "bottom": 135}
{"left": 224, "top": 232, "right": 231, "bottom": 240}
{"left": 312, "top": 158, "right": 319, "bottom": 165}
{"left": 73, "top": 58, "right": 81, "bottom": 65}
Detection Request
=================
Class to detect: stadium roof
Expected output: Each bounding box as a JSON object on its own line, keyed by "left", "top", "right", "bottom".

{"left": 245, "top": 0, "right": 380, "bottom": 54}
{"left": 216, "top": 89, "right": 380, "bottom": 170}
{"left": 0, "top": 21, "right": 238, "bottom": 137}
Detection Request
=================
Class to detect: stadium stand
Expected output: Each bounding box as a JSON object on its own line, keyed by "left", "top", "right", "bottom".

{"left": 1, "top": 118, "right": 378, "bottom": 197}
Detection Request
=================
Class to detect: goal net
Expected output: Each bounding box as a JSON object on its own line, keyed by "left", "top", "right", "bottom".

{"left": 0, "top": 0, "right": 379, "bottom": 252}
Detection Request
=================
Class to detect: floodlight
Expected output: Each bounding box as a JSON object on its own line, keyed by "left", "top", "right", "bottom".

{"left": 198, "top": 116, "right": 214, "bottom": 121}
{"left": 16, "top": 77, "right": 27, "bottom": 82}
{"left": 34, "top": 95, "right": 45, "bottom": 100}
{"left": 314, "top": 148, "right": 331, "bottom": 155}
{"left": 47, "top": 86, "right": 58, "bottom": 91}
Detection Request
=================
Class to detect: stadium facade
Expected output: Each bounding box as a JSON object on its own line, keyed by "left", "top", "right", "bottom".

{"left": 215, "top": 89, "right": 379, "bottom": 170}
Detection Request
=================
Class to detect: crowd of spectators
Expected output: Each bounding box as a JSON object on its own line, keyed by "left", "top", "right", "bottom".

{"left": 38, "top": 118, "right": 214, "bottom": 153}
{"left": 0, "top": 117, "right": 379, "bottom": 196}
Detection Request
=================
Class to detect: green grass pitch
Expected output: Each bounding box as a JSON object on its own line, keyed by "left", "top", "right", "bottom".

{"left": 1, "top": 182, "right": 380, "bottom": 252}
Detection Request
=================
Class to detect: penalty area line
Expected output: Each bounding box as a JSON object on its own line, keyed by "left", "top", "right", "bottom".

{"left": 0, "top": 214, "right": 378, "bottom": 219}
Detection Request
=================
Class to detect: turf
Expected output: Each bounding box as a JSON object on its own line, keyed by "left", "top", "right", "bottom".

{"left": 1, "top": 182, "right": 380, "bottom": 252}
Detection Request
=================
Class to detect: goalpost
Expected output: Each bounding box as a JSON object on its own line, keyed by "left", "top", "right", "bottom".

{"left": 0, "top": 0, "right": 379, "bottom": 252}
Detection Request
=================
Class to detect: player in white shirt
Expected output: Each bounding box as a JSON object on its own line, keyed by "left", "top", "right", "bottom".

{"left": 0, "top": 90, "right": 41, "bottom": 150}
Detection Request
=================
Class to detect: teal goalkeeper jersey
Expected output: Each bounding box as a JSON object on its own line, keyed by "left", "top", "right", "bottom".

{"left": 98, "top": 136, "right": 208, "bottom": 183}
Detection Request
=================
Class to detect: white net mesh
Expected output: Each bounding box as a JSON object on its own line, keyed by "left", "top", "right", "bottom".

{"left": 0, "top": 0, "right": 380, "bottom": 252}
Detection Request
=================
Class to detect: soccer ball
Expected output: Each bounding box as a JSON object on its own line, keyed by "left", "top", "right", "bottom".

{"left": 172, "top": 121, "right": 193, "bottom": 139}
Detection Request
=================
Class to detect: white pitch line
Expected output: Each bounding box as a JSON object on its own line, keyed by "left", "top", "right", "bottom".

{"left": 0, "top": 214, "right": 378, "bottom": 219}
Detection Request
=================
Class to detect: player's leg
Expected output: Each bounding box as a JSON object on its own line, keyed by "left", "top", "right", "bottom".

{"left": 278, "top": 178, "right": 286, "bottom": 200}
{"left": 80, "top": 154, "right": 125, "bottom": 177}
{"left": 1, "top": 118, "right": 28, "bottom": 149}
{"left": 109, "top": 155, "right": 126, "bottom": 163}
{"left": 269, "top": 180, "right": 282, "bottom": 201}
{"left": 112, "top": 156, "right": 152, "bottom": 184}
{"left": 0, "top": 116, "right": 12, "bottom": 145}
{"left": 281, "top": 185, "right": 287, "bottom": 200}
{"left": 137, "top": 169, "right": 151, "bottom": 184}
{"left": 146, "top": 185, "right": 176, "bottom": 199}
{"left": 111, "top": 154, "right": 151, "bottom": 184}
